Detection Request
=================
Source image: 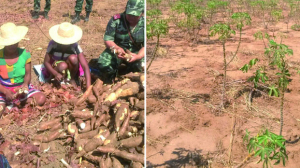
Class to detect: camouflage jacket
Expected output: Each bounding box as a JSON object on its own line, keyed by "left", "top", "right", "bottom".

{"left": 104, "top": 12, "right": 144, "bottom": 53}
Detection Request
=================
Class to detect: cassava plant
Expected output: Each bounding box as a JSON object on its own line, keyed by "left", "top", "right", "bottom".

{"left": 264, "top": 40, "right": 293, "bottom": 135}
{"left": 171, "top": 0, "right": 202, "bottom": 41}
{"left": 210, "top": 23, "right": 235, "bottom": 108}
{"left": 205, "top": 0, "right": 229, "bottom": 40}
{"left": 146, "top": 16, "right": 169, "bottom": 71}
{"left": 227, "top": 12, "right": 251, "bottom": 66}
{"left": 240, "top": 58, "right": 268, "bottom": 106}
{"left": 236, "top": 129, "right": 288, "bottom": 168}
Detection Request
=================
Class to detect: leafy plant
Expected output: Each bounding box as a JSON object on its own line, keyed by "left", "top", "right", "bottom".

{"left": 291, "top": 24, "right": 300, "bottom": 31}
{"left": 240, "top": 58, "right": 269, "bottom": 107}
{"left": 146, "top": 18, "right": 169, "bottom": 71}
{"left": 171, "top": 0, "right": 203, "bottom": 41}
{"left": 210, "top": 23, "right": 235, "bottom": 108}
{"left": 226, "top": 12, "right": 251, "bottom": 66}
{"left": 205, "top": 0, "right": 229, "bottom": 39}
{"left": 240, "top": 58, "right": 268, "bottom": 88}
{"left": 253, "top": 31, "right": 270, "bottom": 48}
{"left": 264, "top": 40, "right": 293, "bottom": 135}
{"left": 241, "top": 129, "right": 288, "bottom": 168}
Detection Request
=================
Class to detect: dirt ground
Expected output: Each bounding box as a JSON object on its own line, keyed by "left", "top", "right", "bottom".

{"left": 146, "top": 4, "right": 300, "bottom": 168}
{"left": 0, "top": 0, "right": 139, "bottom": 167}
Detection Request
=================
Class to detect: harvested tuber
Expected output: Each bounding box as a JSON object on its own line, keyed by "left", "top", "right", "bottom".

{"left": 38, "top": 117, "right": 62, "bottom": 131}
{"left": 67, "top": 123, "right": 77, "bottom": 136}
{"left": 134, "top": 100, "right": 144, "bottom": 110}
{"left": 34, "top": 129, "right": 64, "bottom": 143}
{"left": 71, "top": 110, "right": 93, "bottom": 120}
{"left": 75, "top": 85, "right": 93, "bottom": 106}
{"left": 87, "top": 94, "right": 97, "bottom": 104}
{"left": 119, "top": 136, "right": 143, "bottom": 148}
{"left": 97, "top": 146, "right": 144, "bottom": 163}
{"left": 130, "top": 162, "right": 143, "bottom": 168}
{"left": 112, "top": 157, "right": 124, "bottom": 168}
{"left": 104, "top": 156, "right": 113, "bottom": 168}
{"left": 75, "top": 118, "right": 85, "bottom": 130}
{"left": 115, "top": 103, "right": 129, "bottom": 132}
{"left": 75, "top": 128, "right": 99, "bottom": 140}
{"left": 78, "top": 120, "right": 91, "bottom": 133}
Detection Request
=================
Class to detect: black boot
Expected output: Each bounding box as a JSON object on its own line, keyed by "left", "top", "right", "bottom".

{"left": 32, "top": 11, "right": 39, "bottom": 19}
{"left": 84, "top": 12, "right": 90, "bottom": 22}
{"left": 71, "top": 12, "right": 81, "bottom": 24}
{"left": 44, "top": 11, "right": 49, "bottom": 19}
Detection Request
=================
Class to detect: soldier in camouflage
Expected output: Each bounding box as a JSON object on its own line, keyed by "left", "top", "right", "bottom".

{"left": 97, "top": 0, "right": 144, "bottom": 83}
{"left": 71, "top": 0, "right": 94, "bottom": 24}
{"left": 32, "top": 0, "right": 51, "bottom": 19}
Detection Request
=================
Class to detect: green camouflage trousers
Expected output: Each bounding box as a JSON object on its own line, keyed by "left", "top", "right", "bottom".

{"left": 75, "top": 0, "right": 93, "bottom": 12}
{"left": 34, "top": 0, "right": 51, "bottom": 12}
{"left": 97, "top": 48, "right": 144, "bottom": 82}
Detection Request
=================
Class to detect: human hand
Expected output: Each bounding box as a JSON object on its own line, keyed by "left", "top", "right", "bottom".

{"left": 128, "top": 52, "right": 142, "bottom": 63}
{"left": 54, "top": 72, "right": 63, "bottom": 81}
{"left": 115, "top": 47, "right": 126, "bottom": 59}
{"left": 20, "top": 84, "right": 29, "bottom": 94}
{"left": 4, "top": 89, "right": 15, "bottom": 101}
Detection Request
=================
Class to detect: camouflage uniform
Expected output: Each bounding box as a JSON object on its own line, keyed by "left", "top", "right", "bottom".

{"left": 74, "top": 0, "right": 93, "bottom": 12}
{"left": 71, "top": 0, "right": 93, "bottom": 23}
{"left": 97, "top": 0, "right": 145, "bottom": 82}
{"left": 34, "top": 0, "right": 51, "bottom": 12}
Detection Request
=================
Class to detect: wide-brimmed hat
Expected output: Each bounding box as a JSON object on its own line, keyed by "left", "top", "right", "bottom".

{"left": 49, "top": 22, "right": 82, "bottom": 45}
{"left": 0, "top": 22, "right": 28, "bottom": 46}
{"left": 126, "top": 0, "right": 144, "bottom": 16}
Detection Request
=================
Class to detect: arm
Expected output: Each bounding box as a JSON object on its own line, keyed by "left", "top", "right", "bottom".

{"left": 104, "top": 41, "right": 126, "bottom": 59}
{"left": 78, "top": 53, "right": 91, "bottom": 88}
{"left": 23, "top": 62, "right": 31, "bottom": 87}
{"left": 103, "top": 17, "right": 126, "bottom": 59}
{"left": 44, "top": 53, "right": 63, "bottom": 81}
{"left": 44, "top": 53, "right": 57, "bottom": 76}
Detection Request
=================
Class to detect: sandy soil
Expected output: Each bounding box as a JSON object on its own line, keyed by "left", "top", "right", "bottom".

{"left": 146, "top": 4, "right": 300, "bottom": 168}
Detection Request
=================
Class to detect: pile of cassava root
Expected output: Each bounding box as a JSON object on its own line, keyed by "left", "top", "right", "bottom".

{"left": 1, "top": 72, "right": 145, "bottom": 168}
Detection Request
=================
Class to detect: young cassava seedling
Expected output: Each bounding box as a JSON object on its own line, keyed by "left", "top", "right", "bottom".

{"left": 209, "top": 23, "right": 235, "bottom": 109}
{"left": 236, "top": 129, "right": 288, "bottom": 168}
{"left": 264, "top": 40, "right": 293, "bottom": 135}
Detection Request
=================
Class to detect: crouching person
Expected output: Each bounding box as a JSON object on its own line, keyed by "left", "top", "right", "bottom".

{"left": 0, "top": 23, "right": 46, "bottom": 117}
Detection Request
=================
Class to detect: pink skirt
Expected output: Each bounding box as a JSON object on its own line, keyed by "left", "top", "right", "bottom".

{"left": 41, "top": 58, "right": 84, "bottom": 80}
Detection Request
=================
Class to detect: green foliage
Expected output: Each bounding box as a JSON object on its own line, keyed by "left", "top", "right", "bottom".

{"left": 171, "top": 0, "right": 204, "bottom": 31}
{"left": 248, "top": 69, "right": 268, "bottom": 88}
{"left": 271, "top": 10, "right": 283, "bottom": 22}
{"left": 209, "top": 23, "right": 235, "bottom": 41}
{"left": 147, "top": 0, "right": 162, "bottom": 5}
{"left": 172, "top": 0, "right": 196, "bottom": 17}
{"left": 244, "top": 129, "right": 288, "bottom": 168}
{"left": 147, "top": 9, "right": 162, "bottom": 17}
{"left": 231, "top": 12, "right": 252, "bottom": 30}
{"left": 253, "top": 31, "right": 270, "bottom": 41}
{"left": 240, "top": 58, "right": 268, "bottom": 88}
{"left": 207, "top": 0, "right": 228, "bottom": 11}
{"left": 147, "top": 19, "right": 169, "bottom": 39}
{"left": 240, "top": 58, "right": 259, "bottom": 73}
{"left": 264, "top": 40, "right": 293, "bottom": 70}
{"left": 265, "top": 40, "right": 293, "bottom": 96}
{"left": 291, "top": 24, "right": 300, "bottom": 31}
{"left": 269, "top": 84, "right": 279, "bottom": 97}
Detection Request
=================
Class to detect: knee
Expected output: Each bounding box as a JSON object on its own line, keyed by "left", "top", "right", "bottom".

{"left": 35, "top": 93, "right": 46, "bottom": 106}
{"left": 67, "top": 55, "right": 78, "bottom": 65}
{"left": 0, "top": 103, "right": 6, "bottom": 117}
{"left": 57, "top": 62, "right": 68, "bottom": 72}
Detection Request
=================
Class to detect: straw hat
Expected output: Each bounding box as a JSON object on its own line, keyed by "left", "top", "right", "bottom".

{"left": 0, "top": 22, "right": 28, "bottom": 46}
{"left": 49, "top": 22, "right": 82, "bottom": 45}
